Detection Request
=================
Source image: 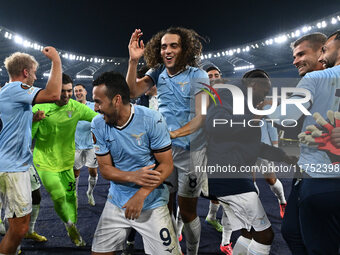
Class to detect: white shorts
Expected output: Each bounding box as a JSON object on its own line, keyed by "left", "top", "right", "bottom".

{"left": 166, "top": 146, "right": 207, "bottom": 198}
{"left": 74, "top": 148, "right": 98, "bottom": 169}
{"left": 0, "top": 171, "right": 32, "bottom": 218}
{"left": 92, "top": 202, "right": 181, "bottom": 255}
{"left": 218, "top": 192, "right": 271, "bottom": 232}
{"left": 29, "top": 165, "right": 41, "bottom": 191}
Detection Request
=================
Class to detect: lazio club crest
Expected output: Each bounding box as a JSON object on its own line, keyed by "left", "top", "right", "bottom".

{"left": 178, "top": 82, "right": 188, "bottom": 92}
{"left": 131, "top": 133, "right": 145, "bottom": 146}
{"left": 67, "top": 111, "right": 73, "bottom": 118}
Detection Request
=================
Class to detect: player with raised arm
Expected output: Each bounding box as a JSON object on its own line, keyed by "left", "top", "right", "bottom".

{"left": 0, "top": 47, "right": 62, "bottom": 255}
{"left": 126, "top": 28, "right": 209, "bottom": 255}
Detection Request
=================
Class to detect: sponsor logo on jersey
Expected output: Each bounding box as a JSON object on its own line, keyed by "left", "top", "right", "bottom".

{"left": 131, "top": 133, "right": 145, "bottom": 146}
{"left": 27, "top": 87, "right": 35, "bottom": 94}
{"left": 21, "top": 83, "right": 31, "bottom": 90}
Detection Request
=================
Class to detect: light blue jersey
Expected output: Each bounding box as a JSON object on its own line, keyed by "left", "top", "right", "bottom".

{"left": 146, "top": 65, "right": 209, "bottom": 150}
{"left": 75, "top": 101, "right": 95, "bottom": 150}
{"left": 0, "top": 82, "right": 41, "bottom": 172}
{"left": 91, "top": 105, "right": 171, "bottom": 210}
{"left": 270, "top": 65, "right": 340, "bottom": 177}
{"left": 261, "top": 121, "right": 278, "bottom": 145}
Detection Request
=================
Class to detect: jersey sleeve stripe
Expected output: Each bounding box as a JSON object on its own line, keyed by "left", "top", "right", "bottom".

{"left": 152, "top": 144, "right": 172, "bottom": 153}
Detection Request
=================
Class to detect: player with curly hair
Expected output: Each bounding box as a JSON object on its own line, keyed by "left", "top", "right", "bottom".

{"left": 126, "top": 27, "right": 209, "bottom": 255}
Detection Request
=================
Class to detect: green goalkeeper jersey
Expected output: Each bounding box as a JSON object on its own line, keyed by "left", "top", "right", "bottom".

{"left": 32, "top": 99, "right": 98, "bottom": 172}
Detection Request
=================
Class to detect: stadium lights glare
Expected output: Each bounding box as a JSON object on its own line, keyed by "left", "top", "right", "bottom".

{"left": 202, "top": 13, "right": 338, "bottom": 61}
{"left": 43, "top": 73, "right": 50, "bottom": 77}
{"left": 234, "top": 65, "right": 255, "bottom": 71}
{"left": 274, "top": 35, "right": 287, "bottom": 44}
{"left": 14, "top": 35, "right": 23, "bottom": 45}
{"left": 76, "top": 75, "right": 93, "bottom": 79}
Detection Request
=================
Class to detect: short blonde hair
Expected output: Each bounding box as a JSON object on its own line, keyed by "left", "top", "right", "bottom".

{"left": 4, "top": 52, "right": 39, "bottom": 78}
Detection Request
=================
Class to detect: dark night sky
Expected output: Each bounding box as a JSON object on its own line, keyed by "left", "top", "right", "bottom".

{"left": 0, "top": 0, "right": 339, "bottom": 57}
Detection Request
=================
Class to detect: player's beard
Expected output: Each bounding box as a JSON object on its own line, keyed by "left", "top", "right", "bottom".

{"left": 323, "top": 52, "right": 337, "bottom": 68}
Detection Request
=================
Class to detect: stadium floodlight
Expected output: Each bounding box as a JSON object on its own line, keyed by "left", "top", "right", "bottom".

{"left": 208, "top": 53, "right": 212, "bottom": 59}
{"left": 76, "top": 75, "right": 93, "bottom": 79}
{"left": 331, "top": 17, "right": 337, "bottom": 24}
{"left": 234, "top": 64, "right": 255, "bottom": 71}
{"left": 274, "top": 35, "right": 287, "bottom": 44}
{"left": 4, "top": 31, "right": 12, "bottom": 39}
{"left": 43, "top": 73, "right": 50, "bottom": 77}
{"left": 245, "top": 46, "right": 250, "bottom": 52}
{"left": 14, "top": 35, "right": 23, "bottom": 45}
{"left": 0, "top": 68, "right": 2, "bottom": 72}
{"left": 217, "top": 52, "right": 220, "bottom": 57}
{"left": 295, "top": 29, "right": 301, "bottom": 37}
{"left": 321, "top": 21, "right": 327, "bottom": 27}
{"left": 317, "top": 22, "right": 322, "bottom": 28}
{"left": 23, "top": 40, "right": 31, "bottom": 48}
{"left": 229, "top": 50, "right": 233, "bottom": 56}
{"left": 302, "top": 26, "right": 308, "bottom": 33}
{"left": 236, "top": 48, "right": 241, "bottom": 53}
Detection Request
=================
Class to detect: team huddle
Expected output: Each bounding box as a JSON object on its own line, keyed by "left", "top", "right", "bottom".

{"left": 0, "top": 27, "right": 340, "bottom": 255}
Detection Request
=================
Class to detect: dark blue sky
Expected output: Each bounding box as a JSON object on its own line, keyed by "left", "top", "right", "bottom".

{"left": 0, "top": 0, "right": 339, "bottom": 57}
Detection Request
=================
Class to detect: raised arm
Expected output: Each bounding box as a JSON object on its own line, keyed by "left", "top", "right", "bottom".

{"left": 126, "top": 29, "right": 153, "bottom": 98}
{"left": 33, "top": 47, "right": 62, "bottom": 104}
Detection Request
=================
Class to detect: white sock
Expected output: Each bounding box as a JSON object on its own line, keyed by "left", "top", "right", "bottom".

{"left": 207, "top": 201, "right": 220, "bottom": 221}
{"left": 176, "top": 207, "right": 184, "bottom": 237}
{"left": 66, "top": 220, "right": 73, "bottom": 227}
{"left": 270, "top": 179, "right": 286, "bottom": 204}
{"left": 75, "top": 176, "right": 79, "bottom": 194}
{"left": 254, "top": 181, "right": 260, "bottom": 196}
{"left": 15, "top": 244, "right": 21, "bottom": 255}
{"left": 171, "top": 213, "right": 178, "bottom": 237}
{"left": 87, "top": 175, "right": 98, "bottom": 195}
{"left": 233, "top": 235, "right": 252, "bottom": 255}
{"left": 183, "top": 216, "right": 201, "bottom": 255}
{"left": 29, "top": 204, "right": 40, "bottom": 233}
{"left": 221, "top": 211, "right": 232, "bottom": 245}
{"left": 247, "top": 239, "right": 271, "bottom": 255}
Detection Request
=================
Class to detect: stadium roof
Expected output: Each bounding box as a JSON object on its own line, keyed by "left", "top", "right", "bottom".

{"left": 0, "top": 11, "right": 339, "bottom": 87}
